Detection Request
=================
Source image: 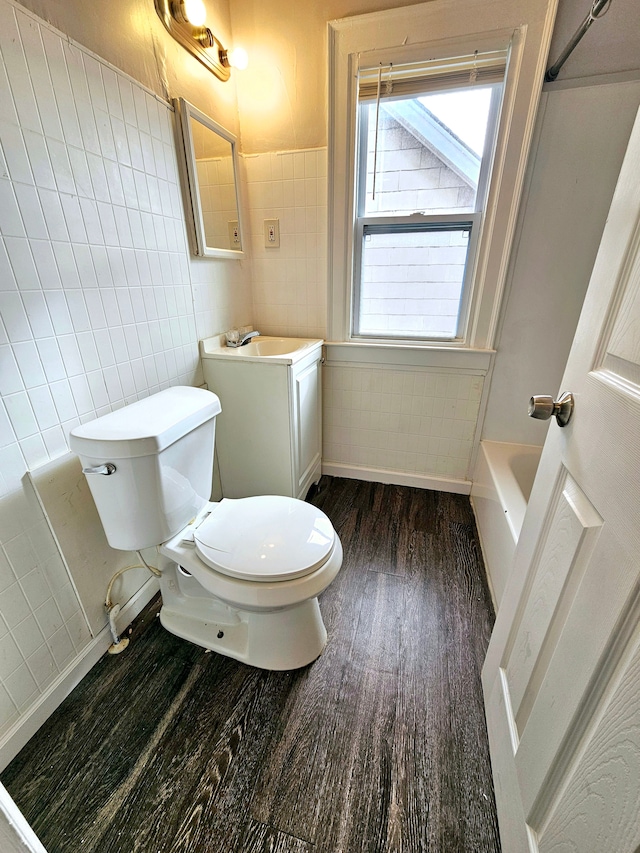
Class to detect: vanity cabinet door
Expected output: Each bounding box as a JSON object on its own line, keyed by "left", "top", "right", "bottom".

{"left": 290, "top": 353, "right": 322, "bottom": 498}
{"left": 202, "top": 343, "right": 323, "bottom": 499}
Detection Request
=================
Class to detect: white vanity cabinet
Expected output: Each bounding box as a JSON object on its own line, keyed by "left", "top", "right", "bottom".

{"left": 200, "top": 337, "right": 323, "bottom": 500}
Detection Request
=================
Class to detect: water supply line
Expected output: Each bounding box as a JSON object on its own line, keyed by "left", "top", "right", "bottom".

{"left": 104, "top": 551, "right": 161, "bottom": 655}
{"left": 545, "top": 0, "right": 612, "bottom": 82}
{"left": 107, "top": 603, "right": 128, "bottom": 655}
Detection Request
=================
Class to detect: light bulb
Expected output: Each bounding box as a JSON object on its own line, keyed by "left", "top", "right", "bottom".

{"left": 227, "top": 46, "right": 248, "bottom": 70}
{"left": 182, "top": 0, "right": 206, "bottom": 26}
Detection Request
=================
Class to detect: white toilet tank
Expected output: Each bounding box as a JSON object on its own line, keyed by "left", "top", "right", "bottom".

{"left": 69, "top": 387, "right": 222, "bottom": 551}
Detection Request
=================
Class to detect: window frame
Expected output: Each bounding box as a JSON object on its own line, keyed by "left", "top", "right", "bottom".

{"left": 328, "top": 1, "right": 559, "bottom": 351}
{"left": 353, "top": 216, "right": 479, "bottom": 341}
{"left": 351, "top": 81, "right": 503, "bottom": 343}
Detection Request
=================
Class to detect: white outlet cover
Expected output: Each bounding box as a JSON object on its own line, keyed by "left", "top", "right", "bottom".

{"left": 264, "top": 218, "right": 280, "bottom": 248}
{"left": 228, "top": 220, "right": 241, "bottom": 248}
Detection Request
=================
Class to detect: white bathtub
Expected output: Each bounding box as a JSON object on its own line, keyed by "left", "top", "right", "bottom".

{"left": 470, "top": 440, "right": 542, "bottom": 609}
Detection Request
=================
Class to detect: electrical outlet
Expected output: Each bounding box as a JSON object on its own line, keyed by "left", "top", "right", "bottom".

{"left": 228, "top": 220, "right": 241, "bottom": 249}
{"left": 264, "top": 218, "right": 280, "bottom": 248}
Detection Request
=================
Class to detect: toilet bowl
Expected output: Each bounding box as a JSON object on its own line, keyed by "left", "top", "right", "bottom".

{"left": 158, "top": 496, "right": 342, "bottom": 669}
{"left": 69, "top": 386, "right": 342, "bottom": 670}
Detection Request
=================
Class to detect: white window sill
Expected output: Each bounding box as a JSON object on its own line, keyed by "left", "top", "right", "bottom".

{"left": 324, "top": 341, "right": 495, "bottom": 371}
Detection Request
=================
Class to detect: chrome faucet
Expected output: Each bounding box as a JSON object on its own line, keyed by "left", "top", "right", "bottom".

{"left": 227, "top": 330, "right": 260, "bottom": 347}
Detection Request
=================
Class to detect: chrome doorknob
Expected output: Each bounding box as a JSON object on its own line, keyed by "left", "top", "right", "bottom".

{"left": 528, "top": 392, "right": 574, "bottom": 427}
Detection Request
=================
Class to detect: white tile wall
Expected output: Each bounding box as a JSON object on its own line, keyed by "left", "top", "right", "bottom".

{"left": 243, "top": 149, "right": 327, "bottom": 339}
{"left": 323, "top": 365, "right": 484, "bottom": 481}
{"left": 195, "top": 156, "right": 238, "bottom": 251}
{"left": 0, "top": 0, "right": 251, "bottom": 740}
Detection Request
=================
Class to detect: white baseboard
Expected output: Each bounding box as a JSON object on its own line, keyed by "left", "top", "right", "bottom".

{"left": 0, "top": 577, "right": 160, "bottom": 772}
{"left": 321, "top": 462, "right": 471, "bottom": 494}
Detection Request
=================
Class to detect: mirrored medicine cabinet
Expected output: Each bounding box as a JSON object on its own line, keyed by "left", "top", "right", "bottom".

{"left": 173, "top": 97, "right": 244, "bottom": 259}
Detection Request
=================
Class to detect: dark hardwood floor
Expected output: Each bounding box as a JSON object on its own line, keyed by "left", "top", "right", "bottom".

{"left": 2, "top": 477, "right": 501, "bottom": 853}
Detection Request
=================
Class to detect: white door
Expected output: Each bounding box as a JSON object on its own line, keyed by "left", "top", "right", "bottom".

{"left": 483, "top": 107, "right": 640, "bottom": 853}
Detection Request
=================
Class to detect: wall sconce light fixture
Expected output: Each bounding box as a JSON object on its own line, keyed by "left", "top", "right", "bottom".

{"left": 154, "top": 0, "right": 247, "bottom": 81}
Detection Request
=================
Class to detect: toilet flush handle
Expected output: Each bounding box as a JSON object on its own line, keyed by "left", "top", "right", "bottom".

{"left": 83, "top": 463, "right": 117, "bottom": 475}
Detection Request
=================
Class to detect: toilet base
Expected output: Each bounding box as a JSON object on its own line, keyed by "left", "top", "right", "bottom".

{"left": 158, "top": 563, "right": 327, "bottom": 670}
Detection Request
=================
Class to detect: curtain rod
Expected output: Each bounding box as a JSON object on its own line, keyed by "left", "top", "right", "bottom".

{"left": 545, "top": 0, "right": 611, "bottom": 83}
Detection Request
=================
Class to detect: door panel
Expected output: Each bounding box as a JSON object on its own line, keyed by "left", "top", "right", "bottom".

{"left": 483, "top": 107, "right": 640, "bottom": 853}
{"left": 515, "top": 533, "right": 637, "bottom": 821}
{"left": 537, "top": 619, "right": 640, "bottom": 852}
{"left": 506, "top": 472, "right": 603, "bottom": 726}
{"left": 602, "top": 226, "right": 640, "bottom": 367}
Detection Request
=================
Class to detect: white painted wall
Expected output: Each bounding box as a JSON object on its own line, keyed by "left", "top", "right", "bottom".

{"left": 482, "top": 80, "right": 640, "bottom": 446}
{"left": 481, "top": 0, "right": 640, "bottom": 447}
{"left": 546, "top": 0, "right": 639, "bottom": 83}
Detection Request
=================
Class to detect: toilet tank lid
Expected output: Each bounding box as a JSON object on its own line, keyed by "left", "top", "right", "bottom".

{"left": 69, "top": 387, "right": 222, "bottom": 458}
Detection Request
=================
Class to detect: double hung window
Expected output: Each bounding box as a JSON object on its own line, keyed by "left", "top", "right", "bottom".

{"left": 353, "top": 52, "right": 505, "bottom": 342}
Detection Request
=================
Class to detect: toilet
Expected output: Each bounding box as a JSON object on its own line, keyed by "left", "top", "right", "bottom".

{"left": 69, "top": 386, "right": 342, "bottom": 670}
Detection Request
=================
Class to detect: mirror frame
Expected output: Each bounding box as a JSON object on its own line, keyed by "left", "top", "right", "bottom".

{"left": 173, "top": 98, "right": 245, "bottom": 259}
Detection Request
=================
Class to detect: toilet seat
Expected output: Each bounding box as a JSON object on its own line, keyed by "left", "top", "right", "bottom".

{"left": 193, "top": 496, "right": 335, "bottom": 582}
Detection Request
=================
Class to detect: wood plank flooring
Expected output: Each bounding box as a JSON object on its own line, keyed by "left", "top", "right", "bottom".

{"left": 2, "top": 477, "right": 501, "bottom": 853}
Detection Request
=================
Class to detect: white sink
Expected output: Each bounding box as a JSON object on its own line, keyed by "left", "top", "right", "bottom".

{"left": 200, "top": 335, "right": 323, "bottom": 365}
{"left": 235, "top": 337, "right": 309, "bottom": 356}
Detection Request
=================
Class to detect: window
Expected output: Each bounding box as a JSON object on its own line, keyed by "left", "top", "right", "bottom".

{"left": 353, "top": 54, "right": 504, "bottom": 342}
{"left": 329, "top": 4, "right": 557, "bottom": 352}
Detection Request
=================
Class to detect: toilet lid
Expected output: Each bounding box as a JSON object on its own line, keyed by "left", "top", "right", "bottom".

{"left": 193, "top": 496, "right": 335, "bottom": 582}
